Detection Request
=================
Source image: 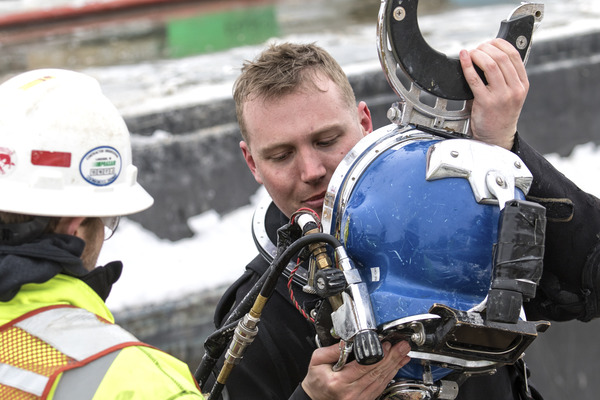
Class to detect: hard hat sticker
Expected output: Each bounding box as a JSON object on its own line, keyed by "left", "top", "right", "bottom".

{"left": 31, "top": 150, "right": 71, "bottom": 167}
{"left": 80, "top": 146, "right": 122, "bottom": 186}
{"left": 0, "top": 147, "right": 16, "bottom": 176}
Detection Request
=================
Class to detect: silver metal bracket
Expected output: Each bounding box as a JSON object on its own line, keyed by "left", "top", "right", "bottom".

{"left": 425, "top": 139, "right": 533, "bottom": 209}
{"left": 377, "top": 1, "right": 544, "bottom": 137}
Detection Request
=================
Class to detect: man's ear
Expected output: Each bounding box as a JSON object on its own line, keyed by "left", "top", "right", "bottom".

{"left": 54, "top": 217, "right": 86, "bottom": 236}
{"left": 357, "top": 101, "right": 373, "bottom": 135}
{"left": 240, "top": 140, "right": 264, "bottom": 185}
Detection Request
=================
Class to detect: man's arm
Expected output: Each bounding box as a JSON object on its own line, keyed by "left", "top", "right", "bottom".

{"left": 459, "top": 38, "right": 600, "bottom": 322}
{"left": 514, "top": 136, "right": 600, "bottom": 322}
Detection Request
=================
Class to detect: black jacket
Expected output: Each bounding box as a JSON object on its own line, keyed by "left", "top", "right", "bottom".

{"left": 211, "top": 136, "right": 600, "bottom": 400}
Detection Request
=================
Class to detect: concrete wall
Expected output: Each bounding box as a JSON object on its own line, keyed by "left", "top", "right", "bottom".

{"left": 525, "top": 318, "right": 600, "bottom": 399}
{"left": 115, "top": 30, "right": 600, "bottom": 399}
{"left": 124, "top": 30, "right": 600, "bottom": 242}
{"left": 520, "top": 30, "right": 600, "bottom": 156}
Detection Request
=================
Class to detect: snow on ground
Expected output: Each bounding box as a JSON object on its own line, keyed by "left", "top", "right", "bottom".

{"left": 99, "top": 187, "right": 270, "bottom": 310}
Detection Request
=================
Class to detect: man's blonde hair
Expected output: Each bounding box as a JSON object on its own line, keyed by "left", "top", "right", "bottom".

{"left": 233, "top": 42, "right": 357, "bottom": 143}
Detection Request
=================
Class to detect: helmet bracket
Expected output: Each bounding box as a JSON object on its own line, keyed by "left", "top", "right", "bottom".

{"left": 377, "top": 1, "right": 544, "bottom": 136}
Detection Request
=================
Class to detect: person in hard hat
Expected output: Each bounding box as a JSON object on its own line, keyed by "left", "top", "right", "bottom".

{"left": 0, "top": 69, "right": 204, "bottom": 399}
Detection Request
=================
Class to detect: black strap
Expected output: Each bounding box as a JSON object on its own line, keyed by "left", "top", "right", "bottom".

{"left": 581, "top": 240, "right": 600, "bottom": 322}
{"left": 514, "top": 359, "right": 544, "bottom": 400}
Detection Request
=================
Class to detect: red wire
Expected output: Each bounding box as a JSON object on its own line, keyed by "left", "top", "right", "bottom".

{"left": 288, "top": 208, "right": 323, "bottom": 323}
{"left": 288, "top": 259, "right": 315, "bottom": 323}
{"left": 290, "top": 208, "right": 322, "bottom": 230}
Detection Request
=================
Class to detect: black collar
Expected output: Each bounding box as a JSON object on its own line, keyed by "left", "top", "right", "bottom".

{"left": 251, "top": 198, "right": 309, "bottom": 286}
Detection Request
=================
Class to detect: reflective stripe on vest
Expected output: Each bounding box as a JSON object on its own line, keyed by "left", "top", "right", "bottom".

{"left": 0, "top": 305, "right": 144, "bottom": 399}
{"left": 52, "top": 350, "right": 121, "bottom": 400}
{"left": 16, "top": 306, "right": 138, "bottom": 360}
{"left": 0, "top": 363, "right": 48, "bottom": 396}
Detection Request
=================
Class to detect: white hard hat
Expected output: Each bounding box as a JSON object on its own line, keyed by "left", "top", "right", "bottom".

{"left": 0, "top": 69, "right": 153, "bottom": 217}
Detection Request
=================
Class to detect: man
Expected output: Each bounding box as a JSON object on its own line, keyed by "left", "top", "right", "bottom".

{"left": 211, "top": 41, "right": 600, "bottom": 400}
{"left": 0, "top": 69, "right": 204, "bottom": 399}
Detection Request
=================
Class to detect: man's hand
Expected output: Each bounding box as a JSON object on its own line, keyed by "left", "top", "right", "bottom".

{"left": 301, "top": 340, "right": 411, "bottom": 400}
{"left": 459, "top": 38, "right": 530, "bottom": 150}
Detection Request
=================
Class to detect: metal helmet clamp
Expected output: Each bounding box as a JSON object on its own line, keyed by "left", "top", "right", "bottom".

{"left": 0, "top": 69, "right": 153, "bottom": 218}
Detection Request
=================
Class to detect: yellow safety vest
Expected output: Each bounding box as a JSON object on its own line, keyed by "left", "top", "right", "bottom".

{"left": 0, "top": 305, "right": 147, "bottom": 399}
{"left": 0, "top": 275, "right": 204, "bottom": 400}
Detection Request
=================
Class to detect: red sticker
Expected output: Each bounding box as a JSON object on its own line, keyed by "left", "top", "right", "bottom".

{"left": 31, "top": 150, "right": 71, "bottom": 167}
{"left": 0, "top": 147, "right": 16, "bottom": 175}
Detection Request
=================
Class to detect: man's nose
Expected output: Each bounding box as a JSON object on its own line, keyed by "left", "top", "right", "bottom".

{"left": 298, "top": 149, "right": 327, "bottom": 184}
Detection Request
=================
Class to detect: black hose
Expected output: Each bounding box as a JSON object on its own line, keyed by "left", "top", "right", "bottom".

{"left": 194, "top": 232, "right": 342, "bottom": 390}
{"left": 223, "top": 270, "right": 268, "bottom": 326}
{"left": 194, "top": 319, "right": 238, "bottom": 388}
{"left": 195, "top": 271, "right": 269, "bottom": 388}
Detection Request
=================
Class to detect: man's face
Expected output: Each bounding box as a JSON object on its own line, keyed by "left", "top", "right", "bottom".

{"left": 240, "top": 73, "right": 372, "bottom": 218}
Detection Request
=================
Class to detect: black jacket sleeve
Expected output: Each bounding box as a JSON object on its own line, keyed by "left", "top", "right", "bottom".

{"left": 290, "top": 385, "right": 313, "bottom": 400}
{"left": 514, "top": 135, "right": 600, "bottom": 322}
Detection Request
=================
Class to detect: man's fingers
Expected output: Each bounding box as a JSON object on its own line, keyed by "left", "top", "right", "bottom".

{"left": 490, "top": 38, "right": 529, "bottom": 87}
{"left": 459, "top": 48, "right": 486, "bottom": 95}
{"left": 351, "top": 341, "right": 412, "bottom": 399}
{"left": 310, "top": 342, "right": 345, "bottom": 366}
{"left": 350, "top": 341, "right": 411, "bottom": 382}
{"left": 304, "top": 340, "right": 412, "bottom": 400}
{"left": 312, "top": 340, "right": 411, "bottom": 378}
{"left": 463, "top": 39, "right": 528, "bottom": 92}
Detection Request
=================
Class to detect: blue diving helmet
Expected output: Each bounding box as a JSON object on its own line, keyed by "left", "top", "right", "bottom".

{"left": 321, "top": 124, "right": 549, "bottom": 397}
